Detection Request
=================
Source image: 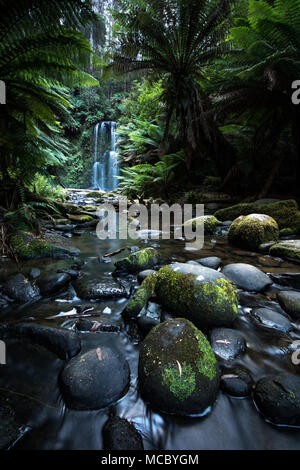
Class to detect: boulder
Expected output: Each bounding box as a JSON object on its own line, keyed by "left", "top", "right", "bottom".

{"left": 154, "top": 264, "right": 238, "bottom": 329}
{"left": 222, "top": 263, "right": 272, "bottom": 292}
{"left": 250, "top": 308, "right": 292, "bottom": 333}
{"left": 0, "top": 323, "right": 81, "bottom": 360}
{"left": 183, "top": 215, "right": 219, "bottom": 234}
{"left": 269, "top": 240, "right": 300, "bottom": 263}
{"left": 220, "top": 365, "right": 253, "bottom": 397}
{"left": 74, "top": 277, "right": 127, "bottom": 300}
{"left": 3, "top": 274, "right": 40, "bottom": 302}
{"left": 253, "top": 374, "right": 300, "bottom": 426}
{"left": 36, "top": 273, "right": 71, "bottom": 296}
{"left": 102, "top": 417, "right": 144, "bottom": 450}
{"left": 228, "top": 214, "right": 279, "bottom": 251}
{"left": 277, "top": 291, "right": 300, "bottom": 320}
{"left": 138, "top": 318, "right": 219, "bottom": 416}
{"left": 210, "top": 328, "right": 245, "bottom": 360}
{"left": 114, "top": 248, "right": 159, "bottom": 274}
{"left": 195, "top": 257, "right": 221, "bottom": 270}
{"left": 60, "top": 347, "right": 130, "bottom": 410}
{"left": 11, "top": 232, "right": 80, "bottom": 260}
{"left": 269, "top": 273, "right": 300, "bottom": 290}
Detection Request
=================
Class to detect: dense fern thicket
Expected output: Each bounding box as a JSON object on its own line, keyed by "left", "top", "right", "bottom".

{"left": 1, "top": 0, "right": 300, "bottom": 234}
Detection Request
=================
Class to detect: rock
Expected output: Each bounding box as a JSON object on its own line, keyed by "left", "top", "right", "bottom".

{"left": 183, "top": 215, "right": 219, "bottom": 234}
{"left": 36, "top": 273, "right": 71, "bottom": 296}
{"left": 74, "top": 277, "right": 127, "bottom": 300}
{"left": 75, "top": 317, "right": 122, "bottom": 333}
{"left": 11, "top": 232, "right": 80, "bottom": 260}
{"left": 102, "top": 417, "right": 144, "bottom": 450}
{"left": 195, "top": 257, "right": 221, "bottom": 270}
{"left": 222, "top": 263, "right": 272, "bottom": 292}
{"left": 254, "top": 199, "right": 281, "bottom": 206}
{"left": 0, "top": 296, "right": 9, "bottom": 311}
{"left": 60, "top": 347, "right": 130, "bottom": 410}
{"left": 250, "top": 308, "right": 292, "bottom": 333}
{"left": 228, "top": 214, "right": 279, "bottom": 251}
{"left": 137, "top": 269, "right": 157, "bottom": 284}
{"left": 269, "top": 240, "right": 300, "bottom": 263}
{"left": 114, "top": 248, "right": 159, "bottom": 274}
{"left": 3, "top": 274, "right": 40, "bottom": 302}
{"left": 125, "top": 273, "right": 157, "bottom": 319}
{"left": 215, "top": 200, "right": 300, "bottom": 233}
{"left": 220, "top": 366, "right": 253, "bottom": 397}
{"left": 0, "top": 403, "right": 22, "bottom": 449}
{"left": 269, "top": 273, "right": 300, "bottom": 290}
{"left": 28, "top": 268, "right": 41, "bottom": 280}
{"left": 0, "top": 323, "right": 81, "bottom": 360}
{"left": 210, "top": 328, "right": 245, "bottom": 360}
{"left": 154, "top": 264, "right": 238, "bottom": 329}
{"left": 277, "top": 291, "right": 300, "bottom": 320}
{"left": 55, "top": 224, "right": 76, "bottom": 232}
{"left": 138, "top": 318, "right": 219, "bottom": 416}
{"left": 257, "top": 256, "right": 283, "bottom": 267}
{"left": 67, "top": 214, "right": 95, "bottom": 223}
{"left": 253, "top": 374, "right": 300, "bottom": 426}
{"left": 258, "top": 242, "right": 277, "bottom": 254}
{"left": 137, "top": 302, "right": 161, "bottom": 333}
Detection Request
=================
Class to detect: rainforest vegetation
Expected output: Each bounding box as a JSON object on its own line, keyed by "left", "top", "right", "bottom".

{"left": 1, "top": 0, "right": 300, "bottom": 246}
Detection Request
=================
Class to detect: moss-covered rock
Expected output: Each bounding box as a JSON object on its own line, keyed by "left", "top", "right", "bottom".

{"left": 269, "top": 240, "right": 300, "bottom": 262}
{"left": 10, "top": 232, "right": 78, "bottom": 260}
{"left": 67, "top": 214, "right": 95, "bottom": 223}
{"left": 183, "top": 215, "right": 219, "bottom": 234}
{"left": 114, "top": 248, "right": 159, "bottom": 273}
{"left": 138, "top": 318, "right": 219, "bottom": 416}
{"left": 228, "top": 214, "right": 279, "bottom": 250}
{"left": 154, "top": 265, "right": 238, "bottom": 329}
{"left": 125, "top": 273, "right": 158, "bottom": 318}
{"left": 215, "top": 200, "right": 300, "bottom": 233}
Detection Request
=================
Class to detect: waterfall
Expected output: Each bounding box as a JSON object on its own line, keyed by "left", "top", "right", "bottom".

{"left": 91, "top": 121, "right": 120, "bottom": 192}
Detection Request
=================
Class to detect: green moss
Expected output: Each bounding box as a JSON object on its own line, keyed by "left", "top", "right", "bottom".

{"left": 67, "top": 214, "right": 94, "bottom": 223}
{"left": 88, "top": 191, "right": 103, "bottom": 198}
{"left": 155, "top": 266, "right": 238, "bottom": 328}
{"left": 215, "top": 200, "right": 300, "bottom": 233}
{"left": 126, "top": 273, "right": 158, "bottom": 318}
{"left": 162, "top": 362, "right": 196, "bottom": 401}
{"left": 183, "top": 215, "right": 219, "bottom": 234}
{"left": 10, "top": 232, "right": 71, "bottom": 260}
{"left": 115, "top": 247, "right": 159, "bottom": 273}
{"left": 269, "top": 241, "right": 300, "bottom": 261}
{"left": 228, "top": 214, "right": 279, "bottom": 250}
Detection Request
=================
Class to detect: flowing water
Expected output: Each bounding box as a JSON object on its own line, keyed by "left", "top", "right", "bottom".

{"left": 91, "top": 122, "right": 119, "bottom": 192}
{"left": 1, "top": 214, "right": 300, "bottom": 450}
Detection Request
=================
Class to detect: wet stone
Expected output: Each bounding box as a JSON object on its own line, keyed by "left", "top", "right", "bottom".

{"left": 277, "top": 291, "right": 300, "bottom": 320}
{"left": 223, "top": 263, "right": 272, "bottom": 292}
{"left": 210, "top": 328, "right": 246, "bottom": 361}
{"left": 250, "top": 308, "right": 292, "bottom": 333}
{"left": 3, "top": 274, "right": 40, "bottom": 303}
{"left": 220, "top": 365, "right": 253, "bottom": 397}
{"left": 102, "top": 417, "right": 144, "bottom": 450}
{"left": 195, "top": 257, "right": 221, "bottom": 270}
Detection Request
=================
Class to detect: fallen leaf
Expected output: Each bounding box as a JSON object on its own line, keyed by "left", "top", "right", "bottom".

{"left": 90, "top": 322, "right": 102, "bottom": 333}
{"left": 221, "top": 374, "right": 239, "bottom": 380}
{"left": 216, "top": 339, "right": 231, "bottom": 345}
{"left": 176, "top": 360, "right": 182, "bottom": 377}
{"left": 96, "top": 347, "right": 102, "bottom": 361}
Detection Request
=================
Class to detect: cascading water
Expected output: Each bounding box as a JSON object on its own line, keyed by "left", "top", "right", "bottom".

{"left": 91, "top": 121, "right": 120, "bottom": 192}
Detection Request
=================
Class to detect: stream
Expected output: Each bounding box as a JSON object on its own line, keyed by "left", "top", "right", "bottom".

{"left": 1, "top": 194, "right": 300, "bottom": 450}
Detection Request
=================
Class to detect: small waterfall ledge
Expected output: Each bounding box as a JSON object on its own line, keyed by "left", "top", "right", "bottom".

{"left": 91, "top": 121, "right": 120, "bottom": 192}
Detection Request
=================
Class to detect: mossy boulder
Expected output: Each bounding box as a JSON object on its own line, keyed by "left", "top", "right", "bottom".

{"left": 125, "top": 273, "right": 158, "bottom": 319}
{"left": 138, "top": 318, "right": 219, "bottom": 416}
{"left": 215, "top": 200, "right": 300, "bottom": 233}
{"left": 114, "top": 248, "right": 159, "bottom": 273}
{"left": 269, "top": 240, "right": 300, "bottom": 262}
{"left": 228, "top": 214, "right": 279, "bottom": 250}
{"left": 183, "top": 215, "right": 219, "bottom": 234}
{"left": 154, "top": 264, "right": 238, "bottom": 329}
{"left": 10, "top": 232, "right": 79, "bottom": 260}
{"left": 67, "top": 214, "right": 95, "bottom": 223}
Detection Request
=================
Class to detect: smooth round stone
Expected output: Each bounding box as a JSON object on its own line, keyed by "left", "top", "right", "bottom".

{"left": 210, "top": 328, "right": 246, "bottom": 360}
{"left": 223, "top": 263, "right": 272, "bottom": 292}
{"left": 195, "top": 257, "right": 221, "bottom": 270}
{"left": 36, "top": 273, "right": 71, "bottom": 296}
{"left": 3, "top": 274, "right": 40, "bottom": 302}
{"left": 102, "top": 417, "right": 144, "bottom": 450}
{"left": 277, "top": 291, "right": 300, "bottom": 320}
{"left": 169, "top": 262, "right": 226, "bottom": 284}
{"left": 270, "top": 273, "right": 300, "bottom": 290}
{"left": 28, "top": 268, "right": 41, "bottom": 280}
{"left": 137, "top": 269, "right": 157, "bottom": 284}
{"left": 220, "top": 366, "right": 253, "bottom": 397}
{"left": 253, "top": 374, "right": 300, "bottom": 426}
{"left": 60, "top": 347, "right": 130, "bottom": 410}
{"left": 250, "top": 308, "right": 292, "bottom": 333}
